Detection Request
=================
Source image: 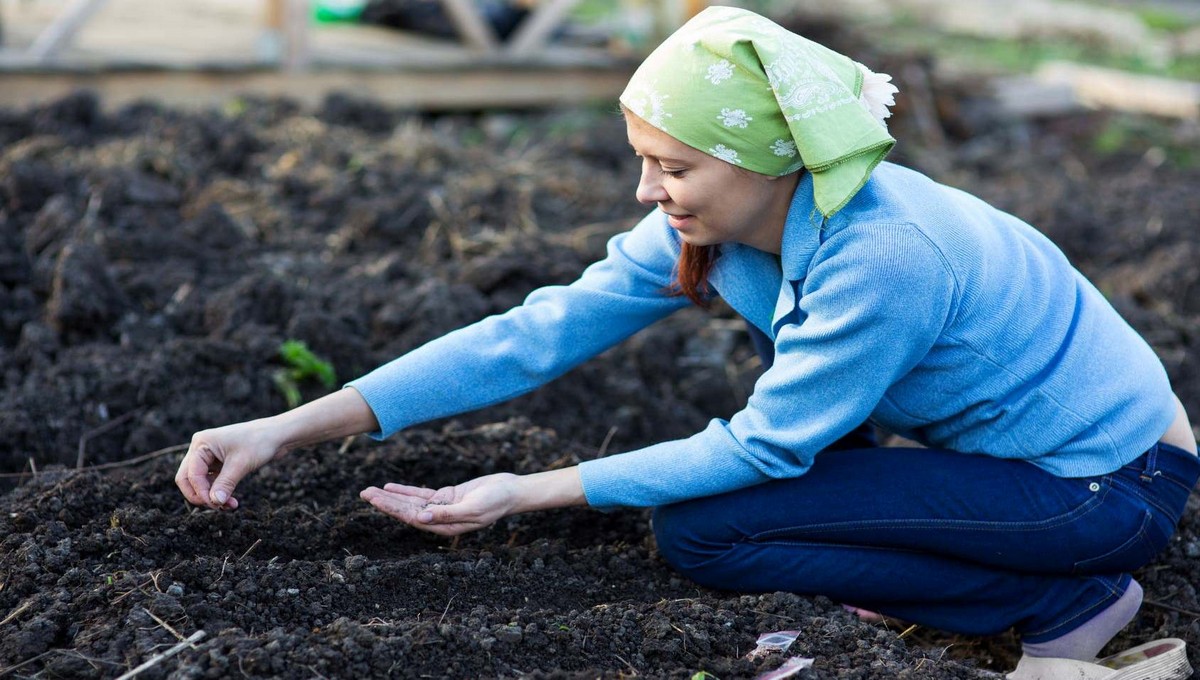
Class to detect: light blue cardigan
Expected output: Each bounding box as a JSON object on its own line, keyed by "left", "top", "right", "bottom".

{"left": 349, "top": 162, "right": 1176, "bottom": 510}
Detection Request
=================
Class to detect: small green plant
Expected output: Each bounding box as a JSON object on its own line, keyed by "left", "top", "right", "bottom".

{"left": 1136, "top": 7, "right": 1193, "bottom": 33}
{"left": 273, "top": 340, "right": 337, "bottom": 409}
{"left": 223, "top": 97, "right": 247, "bottom": 118}
{"left": 691, "top": 672, "right": 719, "bottom": 680}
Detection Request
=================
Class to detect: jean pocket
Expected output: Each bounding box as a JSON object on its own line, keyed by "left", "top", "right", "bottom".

{"left": 1071, "top": 509, "right": 1164, "bottom": 574}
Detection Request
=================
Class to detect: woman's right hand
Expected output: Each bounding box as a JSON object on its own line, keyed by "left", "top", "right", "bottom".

{"left": 174, "top": 387, "right": 380, "bottom": 511}
{"left": 175, "top": 420, "right": 283, "bottom": 510}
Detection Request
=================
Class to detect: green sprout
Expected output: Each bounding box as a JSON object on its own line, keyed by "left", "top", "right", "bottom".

{"left": 273, "top": 340, "right": 337, "bottom": 409}
{"left": 691, "top": 672, "right": 720, "bottom": 680}
{"left": 1136, "top": 7, "right": 1193, "bottom": 33}
{"left": 223, "top": 97, "right": 247, "bottom": 118}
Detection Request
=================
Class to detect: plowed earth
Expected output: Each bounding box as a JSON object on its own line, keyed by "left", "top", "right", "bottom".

{"left": 3, "top": 22, "right": 1200, "bottom": 679}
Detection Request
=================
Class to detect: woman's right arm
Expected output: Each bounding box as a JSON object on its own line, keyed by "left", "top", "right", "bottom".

{"left": 175, "top": 386, "right": 377, "bottom": 510}
{"left": 346, "top": 211, "right": 689, "bottom": 441}
{"left": 177, "top": 210, "right": 688, "bottom": 509}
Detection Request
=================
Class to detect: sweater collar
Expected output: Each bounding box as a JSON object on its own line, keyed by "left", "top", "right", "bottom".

{"left": 779, "top": 171, "right": 825, "bottom": 282}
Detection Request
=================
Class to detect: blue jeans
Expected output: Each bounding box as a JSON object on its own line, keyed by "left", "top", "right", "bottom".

{"left": 654, "top": 327, "right": 1200, "bottom": 641}
{"left": 652, "top": 441, "right": 1199, "bottom": 641}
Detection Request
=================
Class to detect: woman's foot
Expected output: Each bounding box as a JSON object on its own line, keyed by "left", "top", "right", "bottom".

{"left": 1021, "top": 579, "right": 1143, "bottom": 662}
{"left": 1008, "top": 636, "right": 1190, "bottom": 680}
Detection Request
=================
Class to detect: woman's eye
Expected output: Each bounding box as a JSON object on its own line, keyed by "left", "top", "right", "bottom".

{"left": 662, "top": 168, "right": 686, "bottom": 178}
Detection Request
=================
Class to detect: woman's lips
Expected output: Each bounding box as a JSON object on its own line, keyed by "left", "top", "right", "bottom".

{"left": 666, "top": 213, "right": 694, "bottom": 229}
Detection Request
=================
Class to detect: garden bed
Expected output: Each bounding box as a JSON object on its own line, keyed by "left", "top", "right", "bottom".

{"left": 2, "top": 26, "right": 1200, "bottom": 678}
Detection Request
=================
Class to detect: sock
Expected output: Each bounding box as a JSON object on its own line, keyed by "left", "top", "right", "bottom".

{"left": 1021, "top": 579, "right": 1143, "bottom": 661}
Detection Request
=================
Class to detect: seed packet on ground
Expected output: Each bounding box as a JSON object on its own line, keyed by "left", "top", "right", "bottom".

{"left": 754, "top": 656, "right": 815, "bottom": 680}
{"left": 745, "top": 630, "right": 801, "bottom": 660}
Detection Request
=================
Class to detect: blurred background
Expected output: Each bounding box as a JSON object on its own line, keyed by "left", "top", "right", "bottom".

{"left": 0, "top": 0, "right": 1197, "bottom": 112}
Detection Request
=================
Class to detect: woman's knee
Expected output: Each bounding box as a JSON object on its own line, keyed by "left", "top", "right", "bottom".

{"left": 651, "top": 500, "right": 734, "bottom": 579}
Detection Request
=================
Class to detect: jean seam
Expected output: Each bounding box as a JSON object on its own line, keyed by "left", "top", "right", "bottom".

{"left": 1150, "top": 474, "right": 1198, "bottom": 494}
{"left": 678, "top": 536, "right": 920, "bottom": 573}
{"left": 750, "top": 480, "right": 1110, "bottom": 540}
{"left": 1024, "top": 576, "right": 1124, "bottom": 639}
{"left": 1108, "top": 475, "right": 1175, "bottom": 519}
{"left": 1071, "top": 511, "right": 1153, "bottom": 574}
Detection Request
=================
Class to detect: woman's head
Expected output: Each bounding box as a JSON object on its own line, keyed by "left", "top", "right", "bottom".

{"left": 619, "top": 6, "right": 897, "bottom": 219}
{"left": 626, "top": 107, "right": 800, "bottom": 255}
{"left": 619, "top": 6, "right": 899, "bottom": 305}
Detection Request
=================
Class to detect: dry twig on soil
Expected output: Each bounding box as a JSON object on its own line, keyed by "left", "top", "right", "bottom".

{"left": 142, "top": 607, "right": 187, "bottom": 642}
{"left": 239, "top": 538, "right": 263, "bottom": 561}
{"left": 1145, "top": 599, "right": 1200, "bottom": 618}
{"left": 0, "top": 599, "right": 34, "bottom": 627}
{"left": 0, "top": 443, "right": 189, "bottom": 480}
{"left": 113, "top": 630, "right": 205, "bottom": 680}
{"left": 77, "top": 410, "right": 141, "bottom": 468}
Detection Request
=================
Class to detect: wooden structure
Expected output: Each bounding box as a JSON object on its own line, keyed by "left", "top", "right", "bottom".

{"left": 0, "top": 0, "right": 710, "bottom": 110}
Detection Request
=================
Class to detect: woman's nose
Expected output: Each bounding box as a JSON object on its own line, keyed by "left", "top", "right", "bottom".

{"left": 635, "top": 162, "right": 668, "bottom": 205}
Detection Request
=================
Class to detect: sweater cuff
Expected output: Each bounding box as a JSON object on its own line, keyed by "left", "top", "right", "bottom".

{"left": 578, "top": 421, "right": 773, "bottom": 509}
{"left": 344, "top": 378, "right": 397, "bottom": 440}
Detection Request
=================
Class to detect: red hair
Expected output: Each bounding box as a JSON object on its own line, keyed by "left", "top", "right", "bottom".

{"left": 670, "top": 243, "right": 718, "bottom": 308}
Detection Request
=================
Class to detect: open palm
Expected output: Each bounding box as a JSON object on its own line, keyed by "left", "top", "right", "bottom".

{"left": 360, "top": 472, "right": 521, "bottom": 536}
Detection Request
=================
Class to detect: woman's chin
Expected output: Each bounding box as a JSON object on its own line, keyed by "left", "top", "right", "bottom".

{"left": 678, "top": 233, "right": 718, "bottom": 248}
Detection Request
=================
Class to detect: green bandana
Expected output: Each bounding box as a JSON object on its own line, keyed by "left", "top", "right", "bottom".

{"left": 620, "top": 6, "right": 897, "bottom": 218}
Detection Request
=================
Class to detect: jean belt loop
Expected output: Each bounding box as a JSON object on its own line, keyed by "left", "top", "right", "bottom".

{"left": 1139, "top": 443, "right": 1160, "bottom": 484}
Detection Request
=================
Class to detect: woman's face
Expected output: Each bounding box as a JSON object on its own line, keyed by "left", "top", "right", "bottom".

{"left": 625, "top": 111, "right": 798, "bottom": 254}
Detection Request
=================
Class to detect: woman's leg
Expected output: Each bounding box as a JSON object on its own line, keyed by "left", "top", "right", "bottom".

{"left": 652, "top": 443, "right": 1200, "bottom": 648}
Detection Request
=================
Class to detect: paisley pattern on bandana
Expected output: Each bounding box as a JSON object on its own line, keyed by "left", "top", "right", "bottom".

{"left": 623, "top": 85, "right": 673, "bottom": 131}
{"left": 764, "top": 47, "right": 858, "bottom": 121}
{"left": 619, "top": 6, "right": 897, "bottom": 217}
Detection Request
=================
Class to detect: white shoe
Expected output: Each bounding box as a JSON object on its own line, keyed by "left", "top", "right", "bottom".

{"left": 1007, "top": 638, "right": 1191, "bottom": 680}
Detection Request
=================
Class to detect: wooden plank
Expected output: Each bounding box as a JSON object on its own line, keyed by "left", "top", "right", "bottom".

{"left": 265, "top": 0, "right": 285, "bottom": 31}
{"left": 258, "top": 0, "right": 285, "bottom": 62}
{"left": 506, "top": 0, "right": 580, "bottom": 56}
{"left": 282, "top": 0, "right": 311, "bottom": 71}
{"left": 0, "top": 42, "right": 626, "bottom": 71}
{"left": 0, "top": 66, "right": 632, "bottom": 111}
{"left": 991, "top": 75, "right": 1081, "bottom": 118}
{"left": 28, "top": 0, "right": 110, "bottom": 62}
{"left": 439, "top": 0, "right": 499, "bottom": 51}
{"left": 1035, "top": 60, "right": 1200, "bottom": 120}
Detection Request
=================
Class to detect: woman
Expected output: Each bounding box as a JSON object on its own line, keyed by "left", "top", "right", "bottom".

{"left": 176, "top": 8, "right": 1198, "bottom": 679}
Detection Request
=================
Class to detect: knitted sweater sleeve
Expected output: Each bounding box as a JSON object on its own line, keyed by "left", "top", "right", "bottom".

{"left": 347, "top": 211, "right": 690, "bottom": 439}
{"left": 578, "top": 223, "right": 957, "bottom": 509}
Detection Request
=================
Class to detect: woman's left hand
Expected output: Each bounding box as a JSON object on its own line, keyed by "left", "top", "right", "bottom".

{"left": 361, "top": 467, "right": 586, "bottom": 537}
{"left": 360, "top": 473, "right": 522, "bottom": 536}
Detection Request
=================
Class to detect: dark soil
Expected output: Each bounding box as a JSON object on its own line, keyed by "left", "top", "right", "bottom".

{"left": 3, "top": 21, "right": 1200, "bottom": 679}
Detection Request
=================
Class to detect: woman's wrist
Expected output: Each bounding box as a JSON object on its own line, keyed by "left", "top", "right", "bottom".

{"left": 510, "top": 467, "right": 586, "bottom": 515}
{"left": 269, "top": 387, "right": 379, "bottom": 454}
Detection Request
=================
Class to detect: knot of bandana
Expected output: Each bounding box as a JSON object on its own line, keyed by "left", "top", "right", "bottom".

{"left": 620, "top": 6, "right": 898, "bottom": 218}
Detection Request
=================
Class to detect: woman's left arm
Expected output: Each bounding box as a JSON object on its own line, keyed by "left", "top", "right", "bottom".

{"left": 579, "top": 222, "right": 958, "bottom": 509}
{"left": 360, "top": 467, "right": 585, "bottom": 536}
